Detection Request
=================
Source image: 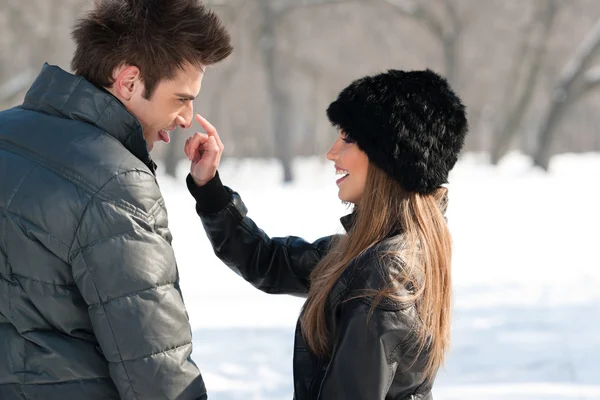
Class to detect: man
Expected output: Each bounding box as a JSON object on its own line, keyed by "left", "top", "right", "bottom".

{"left": 0, "top": 0, "right": 232, "bottom": 399}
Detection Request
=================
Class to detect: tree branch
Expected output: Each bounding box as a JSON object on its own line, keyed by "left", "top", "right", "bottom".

{"left": 570, "top": 65, "right": 600, "bottom": 102}
{"left": 491, "top": 0, "right": 558, "bottom": 163}
{"left": 553, "top": 17, "right": 600, "bottom": 99}
{"left": 533, "top": 17, "right": 600, "bottom": 169}
{"left": 443, "top": 0, "right": 461, "bottom": 35}
{"left": 584, "top": 66, "right": 600, "bottom": 88}
{"left": 202, "top": 0, "right": 246, "bottom": 7}
{"left": 381, "top": 0, "right": 445, "bottom": 39}
{"left": 276, "top": 0, "right": 359, "bottom": 17}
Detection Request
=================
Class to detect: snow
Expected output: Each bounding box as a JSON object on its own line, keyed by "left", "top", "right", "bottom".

{"left": 157, "top": 152, "right": 600, "bottom": 399}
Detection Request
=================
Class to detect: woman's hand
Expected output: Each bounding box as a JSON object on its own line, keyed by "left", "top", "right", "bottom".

{"left": 184, "top": 114, "right": 224, "bottom": 186}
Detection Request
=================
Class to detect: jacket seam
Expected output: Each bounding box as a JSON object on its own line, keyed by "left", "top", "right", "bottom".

{"left": 384, "top": 359, "right": 395, "bottom": 394}
{"left": 147, "top": 197, "right": 167, "bottom": 220}
{"left": 356, "top": 297, "right": 405, "bottom": 312}
{"left": 0, "top": 139, "right": 98, "bottom": 195}
{"left": 4, "top": 274, "right": 11, "bottom": 313}
{"left": 344, "top": 253, "right": 408, "bottom": 311}
{"left": 3, "top": 273, "right": 76, "bottom": 288}
{"left": 1, "top": 207, "right": 71, "bottom": 250}
{"left": 119, "top": 342, "right": 191, "bottom": 363}
{"left": 59, "top": 75, "right": 84, "bottom": 113}
{"left": 224, "top": 202, "right": 244, "bottom": 223}
{"left": 21, "top": 335, "right": 27, "bottom": 386}
{"left": 77, "top": 249, "right": 140, "bottom": 400}
{"left": 94, "top": 193, "right": 158, "bottom": 222}
{"left": 4, "top": 165, "right": 36, "bottom": 211}
{"left": 68, "top": 178, "right": 115, "bottom": 257}
{"left": 411, "top": 380, "right": 429, "bottom": 397}
{"left": 68, "top": 170, "right": 158, "bottom": 257}
{"left": 388, "top": 328, "right": 415, "bottom": 363}
{"left": 91, "top": 182, "right": 160, "bottom": 221}
{"left": 93, "top": 96, "right": 114, "bottom": 126}
{"left": 335, "top": 261, "right": 359, "bottom": 304}
{"left": 2, "top": 164, "right": 36, "bottom": 389}
{"left": 18, "top": 382, "right": 30, "bottom": 400}
{"left": 74, "top": 227, "right": 155, "bottom": 253}
{"left": 2, "top": 377, "right": 113, "bottom": 386}
{"left": 74, "top": 228, "right": 136, "bottom": 252}
{"left": 87, "top": 281, "right": 176, "bottom": 307}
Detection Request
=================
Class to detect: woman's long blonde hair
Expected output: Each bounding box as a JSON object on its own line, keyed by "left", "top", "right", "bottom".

{"left": 300, "top": 162, "right": 452, "bottom": 380}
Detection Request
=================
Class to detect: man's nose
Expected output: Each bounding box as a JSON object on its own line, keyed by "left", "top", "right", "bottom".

{"left": 177, "top": 102, "right": 193, "bottom": 129}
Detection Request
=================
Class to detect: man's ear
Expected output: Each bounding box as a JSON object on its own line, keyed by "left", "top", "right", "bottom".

{"left": 112, "top": 65, "right": 142, "bottom": 101}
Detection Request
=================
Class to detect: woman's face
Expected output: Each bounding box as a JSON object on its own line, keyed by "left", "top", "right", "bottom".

{"left": 326, "top": 131, "right": 369, "bottom": 205}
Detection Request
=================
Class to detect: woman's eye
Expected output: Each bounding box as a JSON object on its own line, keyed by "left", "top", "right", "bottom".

{"left": 342, "top": 136, "right": 355, "bottom": 144}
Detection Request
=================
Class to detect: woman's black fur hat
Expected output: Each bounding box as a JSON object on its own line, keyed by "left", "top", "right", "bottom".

{"left": 326, "top": 69, "right": 468, "bottom": 194}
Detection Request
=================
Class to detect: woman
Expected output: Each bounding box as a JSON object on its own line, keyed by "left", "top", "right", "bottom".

{"left": 185, "top": 69, "right": 468, "bottom": 399}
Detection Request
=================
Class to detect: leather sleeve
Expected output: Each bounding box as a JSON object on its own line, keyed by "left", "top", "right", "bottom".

{"left": 188, "top": 173, "right": 335, "bottom": 295}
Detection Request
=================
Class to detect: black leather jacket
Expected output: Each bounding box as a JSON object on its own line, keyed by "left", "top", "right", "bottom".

{"left": 187, "top": 173, "right": 435, "bottom": 400}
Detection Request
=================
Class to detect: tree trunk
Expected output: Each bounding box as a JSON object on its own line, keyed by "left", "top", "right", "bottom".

{"left": 490, "top": 0, "right": 557, "bottom": 164}
{"left": 442, "top": 35, "right": 458, "bottom": 87}
{"left": 441, "top": 0, "right": 461, "bottom": 86}
{"left": 533, "top": 17, "right": 600, "bottom": 169}
{"left": 260, "top": 2, "right": 293, "bottom": 182}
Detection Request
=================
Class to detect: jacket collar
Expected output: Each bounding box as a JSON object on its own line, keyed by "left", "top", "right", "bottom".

{"left": 340, "top": 210, "right": 403, "bottom": 237}
{"left": 340, "top": 212, "right": 356, "bottom": 232}
{"left": 21, "top": 63, "right": 155, "bottom": 173}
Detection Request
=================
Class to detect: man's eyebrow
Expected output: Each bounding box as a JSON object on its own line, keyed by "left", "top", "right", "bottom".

{"left": 175, "top": 93, "right": 196, "bottom": 101}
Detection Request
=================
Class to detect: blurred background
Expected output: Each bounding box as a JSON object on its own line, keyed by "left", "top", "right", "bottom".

{"left": 1, "top": 0, "right": 600, "bottom": 399}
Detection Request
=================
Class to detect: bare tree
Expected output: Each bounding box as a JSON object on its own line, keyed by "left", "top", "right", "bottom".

{"left": 533, "top": 16, "right": 600, "bottom": 169}
{"left": 489, "top": 0, "right": 559, "bottom": 164}
{"left": 255, "top": 0, "right": 353, "bottom": 182}
{"left": 375, "top": 0, "right": 466, "bottom": 86}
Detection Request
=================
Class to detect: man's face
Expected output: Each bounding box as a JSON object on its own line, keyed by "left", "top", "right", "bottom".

{"left": 127, "top": 63, "right": 204, "bottom": 152}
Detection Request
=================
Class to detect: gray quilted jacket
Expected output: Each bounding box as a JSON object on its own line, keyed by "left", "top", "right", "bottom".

{"left": 0, "top": 64, "right": 206, "bottom": 399}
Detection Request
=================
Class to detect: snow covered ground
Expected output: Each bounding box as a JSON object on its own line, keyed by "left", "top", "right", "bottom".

{"left": 157, "top": 152, "right": 600, "bottom": 400}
